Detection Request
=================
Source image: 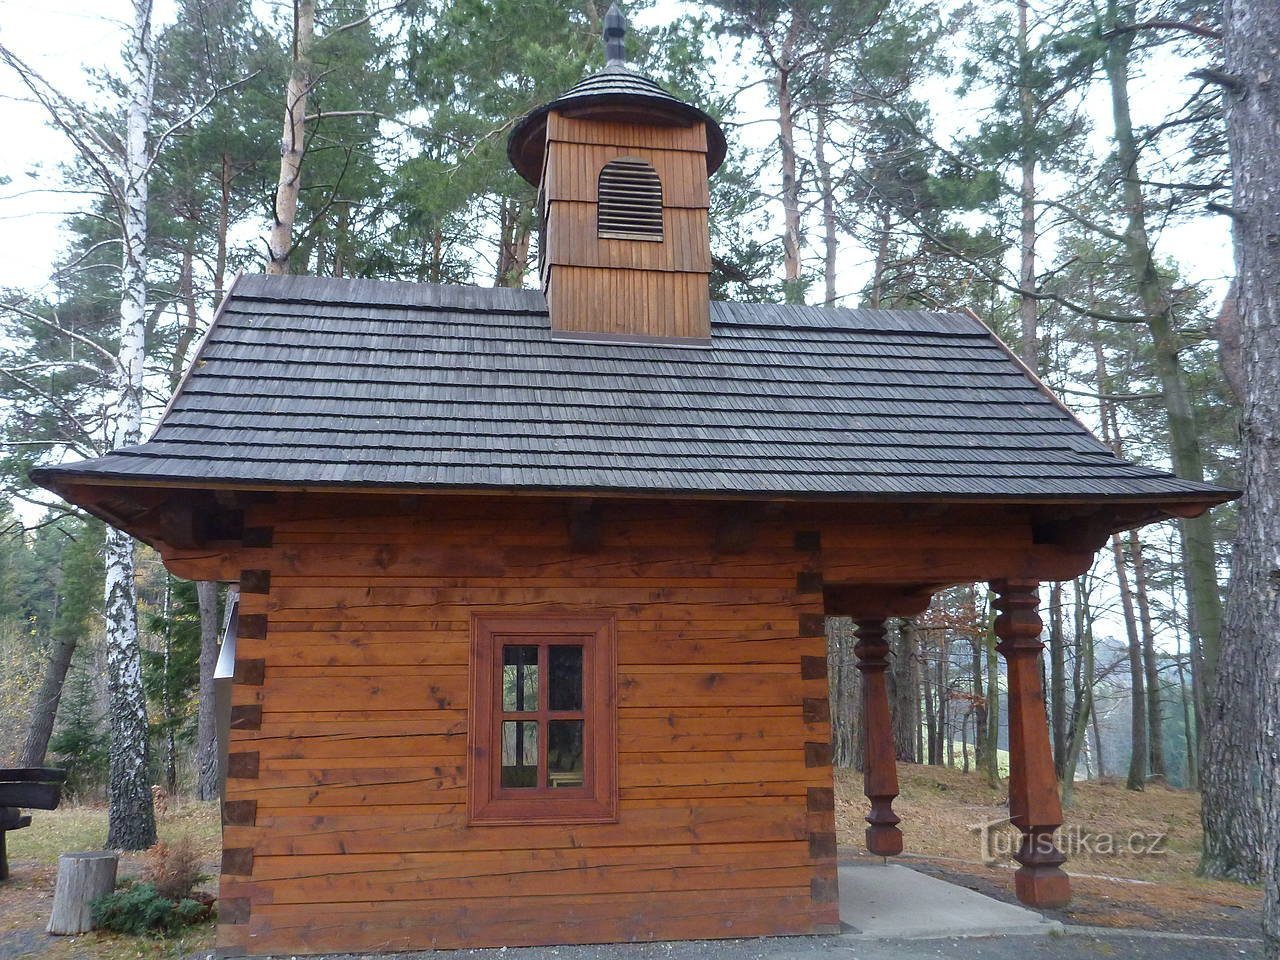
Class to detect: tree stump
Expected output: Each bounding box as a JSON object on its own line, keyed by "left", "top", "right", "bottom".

{"left": 47, "top": 851, "right": 118, "bottom": 935}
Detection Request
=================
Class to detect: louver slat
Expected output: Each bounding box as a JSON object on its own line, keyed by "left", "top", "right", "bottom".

{"left": 598, "top": 159, "right": 664, "bottom": 241}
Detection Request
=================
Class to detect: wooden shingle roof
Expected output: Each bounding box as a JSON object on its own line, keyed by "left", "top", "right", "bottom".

{"left": 31, "top": 273, "right": 1232, "bottom": 505}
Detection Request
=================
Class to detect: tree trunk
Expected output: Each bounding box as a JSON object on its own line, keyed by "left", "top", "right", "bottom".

{"left": 214, "top": 152, "right": 231, "bottom": 302}
{"left": 1111, "top": 533, "right": 1147, "bottom": 791}
{"left": 103, "top": 0, "right": 157, "bottom": 852}
{"left": 986, "top": 624, "right": 1001, "bottom": 787}
{"left": 973, "top": 633, "right": 988, "bottom": 769}
{"left": 813, "top": 91, "right": 837, "bottom": 306}
{"left": 775, "top": 47, "right": 803, "bottom": 304}
{"left": 1016, "top": 0, "right": 1037, "bottom": 368}
{"left": 1048, "top": 581, "right": 1067, "bottom": 777}
{"left": 1062, "top": 582, "right": 1095, "bottom": 807}
{"left": 890, "top": 618, "right": 918, "bottom": 762}
{"left": 1176, "top": 626, "right": 1198, "bottom": 788}
{"left": 1104, "top": 1, "right": 1222, "bottom": 690}
{"left": 20, "top": 636, "right": 77, "bottom": 767}
{"left": 195, "top": 580, "right": 221, "bottom": 801}
{"left": 47, "top": 852, "right": 118, "bottom": 935}
{"left": 266, "top": 0, "right": 315, "bottom": 275}
{"left": 869, "top": 207, "right": 891, "bottom": 308}
{"left": 1130, "top": 533, "right": 1165, "bottom": 779}
{"left": 1205, "top": 0, "right": 1278, "bottom": 902}
{"left": 827, "top": 618, "right": 862, "bottom": 770}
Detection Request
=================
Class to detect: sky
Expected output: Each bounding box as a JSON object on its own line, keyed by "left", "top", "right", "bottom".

{"left": 0, "top": 0, "right": 1228, "bottom": 659}
{"left": 0, "top": 0, "right": 1236, "bottom": 301}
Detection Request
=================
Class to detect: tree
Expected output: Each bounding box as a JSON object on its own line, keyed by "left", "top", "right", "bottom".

{"left": 20, "top": 515, "right": 105, "bottom": 767}
{"left": 1209, "top": 0, "right": 1280, "bottom": 920}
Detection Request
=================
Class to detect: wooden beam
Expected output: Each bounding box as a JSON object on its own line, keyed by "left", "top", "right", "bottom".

{"left": 823, "top": 583, "right": 939, "bottom": 618}
{"left": 991, "top": 579, "right": 1070, "bottom": 908}
{"left": 853, "top": 619, "right": 902, "bottom": 857}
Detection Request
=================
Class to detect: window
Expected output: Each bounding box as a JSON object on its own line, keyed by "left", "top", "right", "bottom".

{"left": 597, "top": 158, "right": 664, "bottom": 241}
{"left": 468, "top": 614, "right": 617, "bottom": 824}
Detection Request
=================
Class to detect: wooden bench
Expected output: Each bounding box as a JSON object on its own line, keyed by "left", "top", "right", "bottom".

{"left": 0, "top": 768, "right": 66, "bottom": 880}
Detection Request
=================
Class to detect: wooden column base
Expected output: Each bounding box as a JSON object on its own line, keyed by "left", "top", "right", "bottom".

{"left": 865, "top": 799, "right": 903, "bottom": 857}
{"left": 1014, "top": 840, "right": 1070, "bottom": 908}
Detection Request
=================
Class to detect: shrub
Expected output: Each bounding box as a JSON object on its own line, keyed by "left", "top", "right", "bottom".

{"left": 140, "top": 837, "right": 206, "bottom": 900}
{"left": 90, "top": 881, "right": 209, "bottom": 936}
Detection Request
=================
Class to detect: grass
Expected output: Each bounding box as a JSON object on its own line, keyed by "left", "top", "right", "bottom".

{"left": 1, "top": 800, "right": 220, "bottom": 960}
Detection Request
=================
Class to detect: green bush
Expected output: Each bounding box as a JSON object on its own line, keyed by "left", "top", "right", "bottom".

{"left": 90, "top": 881, "right": 209, "bottom": 936}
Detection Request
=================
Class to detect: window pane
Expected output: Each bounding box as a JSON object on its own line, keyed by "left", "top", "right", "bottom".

{"left": 549, "top": 645, "right": 583, "bottom": 711}
{"left": 502, "top": 645, "right": 538, "bottom": 712}
{"left": 548, "top": 720, "right": 584, "bottom": 788}
{"left": 501, "top": 721, "right": 539, "bottom": 788}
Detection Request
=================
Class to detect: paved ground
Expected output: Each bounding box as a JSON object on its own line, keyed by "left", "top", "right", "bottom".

{"left": 838, "top": 863, "right": 1061, "bottom": 938}
{"left": 248, "top": 930, "right": 1262, "bottom": 960}
{"left": 209, "top": 864, "right": 1263, "bottom": 960}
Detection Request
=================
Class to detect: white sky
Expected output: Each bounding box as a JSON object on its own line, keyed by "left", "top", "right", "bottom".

{"left": 0, "top": 0, "right": 1234, "bottom": 298}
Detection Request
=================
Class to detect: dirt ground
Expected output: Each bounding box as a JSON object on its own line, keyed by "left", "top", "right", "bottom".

{"left": 0, "top": 801, "right": 219, "bottom": 960}
{"left": 0, "top": 765, "right": 1265, "bottom": 959}
{"left": 836, "top": 763, "right": 1264, "bottom": 940}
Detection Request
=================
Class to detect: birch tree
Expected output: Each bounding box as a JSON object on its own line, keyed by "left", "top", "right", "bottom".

{"left": 0, "top": 0, "right": 257, "bottom": 845}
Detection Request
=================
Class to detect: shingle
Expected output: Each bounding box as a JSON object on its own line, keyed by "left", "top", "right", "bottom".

{"left": 33, "top": 274, "right": 1232, "bottom": 502}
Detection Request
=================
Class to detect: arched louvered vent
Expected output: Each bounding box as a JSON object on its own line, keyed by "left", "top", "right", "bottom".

{"left": 597, "top": 158, "right": 664, "bottom": 241}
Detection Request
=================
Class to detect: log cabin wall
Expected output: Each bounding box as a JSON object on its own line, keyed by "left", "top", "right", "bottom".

{"left": 216, "top": 495, "right": 838, "bottom": 956}
{"left": 541, "top": 112, "right": 712, "bottom": 340}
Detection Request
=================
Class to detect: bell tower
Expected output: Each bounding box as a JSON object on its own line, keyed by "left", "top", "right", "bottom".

{"left": 508, "top": 5, "right": 726, "bottom": 342}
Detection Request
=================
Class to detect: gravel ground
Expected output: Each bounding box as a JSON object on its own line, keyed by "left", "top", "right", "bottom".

{"left": 198, "top": 929, "right": 1263, "bottom": 960}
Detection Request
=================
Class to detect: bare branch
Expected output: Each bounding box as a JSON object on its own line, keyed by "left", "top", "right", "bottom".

{"left": 1102, "top": 19, "right": 1222, "bottom": 41}
{"left": 0, "top": 299, "right": 120, "bottom": 367}
{"left": 146, "top": 69, "right": 265, "bottom": 173}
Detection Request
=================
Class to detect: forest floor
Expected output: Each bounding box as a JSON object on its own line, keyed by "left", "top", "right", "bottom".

{"left": 0, "top": 767, "right": 1264, "bottom": 959}
{"left": 836, "top": 762, "right": 1264, "bottom": 940}
{"left": 0, "top": 800, "right": 219, "bottom": 960}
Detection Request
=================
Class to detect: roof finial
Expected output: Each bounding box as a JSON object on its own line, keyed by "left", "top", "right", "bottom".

{"left": 603, "top": 3, "right": 626, "bottom": 67}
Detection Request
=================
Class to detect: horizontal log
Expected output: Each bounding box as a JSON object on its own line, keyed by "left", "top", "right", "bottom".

{"left": 246, "top": 887, "right": 830, "bottom": 954}
{"left": 240, "top": 803, "right": 809, "bottom": 857}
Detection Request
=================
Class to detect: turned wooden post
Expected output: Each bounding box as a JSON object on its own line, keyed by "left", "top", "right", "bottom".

{"left": 47, "top": 851, "right": 118, "bottom": 935}
{"left": 991, "top": 579, "right": 1070, "bottom": 908}
{"left": 853, "top": 618, "right": 902, "bottom": 857}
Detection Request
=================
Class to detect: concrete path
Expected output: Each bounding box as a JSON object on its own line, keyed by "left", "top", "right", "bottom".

{"left": 179, "top": 863, "right": 1263, "bottom": 960}
{"left": 837, "top": 861, "right": 1061, "bottom": 938}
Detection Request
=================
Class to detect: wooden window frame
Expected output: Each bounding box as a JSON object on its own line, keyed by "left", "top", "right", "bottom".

{"left": 468, "top": 613, "right": 618, "bottom": 825}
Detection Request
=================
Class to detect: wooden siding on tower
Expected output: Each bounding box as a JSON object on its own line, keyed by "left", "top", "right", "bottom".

{"left": 544, "top": 143, "right": 710, "bottom": 207}
{"left": 541, "top": 109, "right": 712, "bottom": 341}
{"left": 544, "top": 202, "right": 711, "bottom": 273}
{"left": 546, "top": 265, "right": 711, "bottom": 340}
{"left": 217, "top": 496, "right": 837, "bottom": 956}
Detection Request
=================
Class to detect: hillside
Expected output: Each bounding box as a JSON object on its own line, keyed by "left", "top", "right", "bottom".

{"left": 837, "top": 763, "right": 1262, "bottom": 937}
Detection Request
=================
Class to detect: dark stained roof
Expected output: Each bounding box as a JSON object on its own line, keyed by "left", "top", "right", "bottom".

{"left": 507, "top": 65, "right": 728, "bottom": 186}
{"left": 31, "top": 274, "right": 1231, "bottom": 504}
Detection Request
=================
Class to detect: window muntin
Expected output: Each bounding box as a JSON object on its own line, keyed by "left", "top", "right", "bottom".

{"left": 469, "top": 614, "right": 617, "bottom": 824}
{"left": 597, "top": 158, "right": 664, "bottom": 241}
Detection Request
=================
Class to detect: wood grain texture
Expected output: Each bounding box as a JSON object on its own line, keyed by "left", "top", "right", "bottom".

{"left": 546, "top": 265, "right": 710, "bottom": 340}
{"left": 186, "top": 492, "right": 1094, "bottom": 954}
{"left": 214, "top": 495, "right": 839, "bottom": 952}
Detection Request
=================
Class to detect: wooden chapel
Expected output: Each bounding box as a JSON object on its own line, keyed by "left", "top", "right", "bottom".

{"left": 34, "top": 7, "right": 1233, "bottom": 956}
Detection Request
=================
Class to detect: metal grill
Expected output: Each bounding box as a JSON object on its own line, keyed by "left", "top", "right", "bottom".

{"left": 597, "top": 158, "right": 664, "bottom": 241}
